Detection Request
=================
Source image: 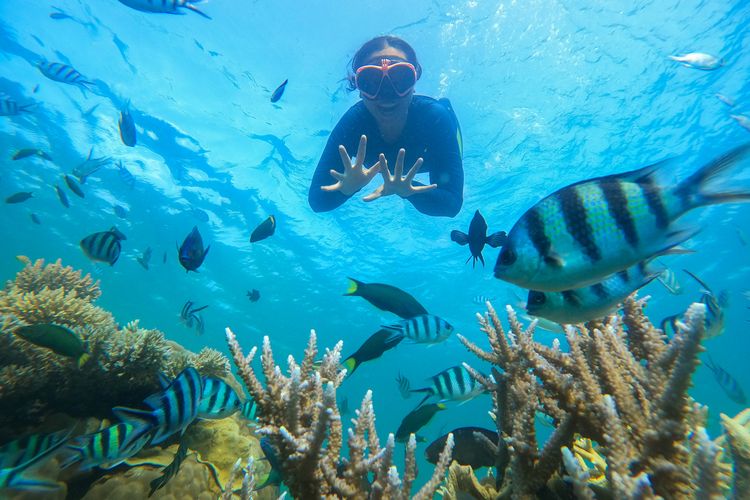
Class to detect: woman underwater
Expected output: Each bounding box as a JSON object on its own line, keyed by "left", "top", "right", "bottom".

{"left": 308, "top": 35, "right": 464, "bottom": 218}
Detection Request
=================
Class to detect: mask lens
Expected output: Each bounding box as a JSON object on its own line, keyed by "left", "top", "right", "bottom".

{"left": 356, "top": 67, "right": 384, "bottom": 98}
{"left": 387, "top": 64, "right": 416, "bottom": 95}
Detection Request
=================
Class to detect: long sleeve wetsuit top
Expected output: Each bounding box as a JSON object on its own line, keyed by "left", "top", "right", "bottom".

{"left": 308, "top": 95, "right": 464, "bottom": 218}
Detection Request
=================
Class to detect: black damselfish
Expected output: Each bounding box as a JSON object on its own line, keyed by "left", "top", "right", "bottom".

{"left": 250, "top": 215, "right": 276, "bottom": 243}
{"left": 450, "top": 210, "right": 507, "bottom": 267}
{"left": 341, "top": 329, "right": 404, "bottom": 375}
{"left": 178, "top": 226, "right": 210, "bottom": 272}
{"left": 344, "top": 278, "right": 428, "bottom": 319}
{"left": 425, "top": 427, "right": 506, "bottom": 470}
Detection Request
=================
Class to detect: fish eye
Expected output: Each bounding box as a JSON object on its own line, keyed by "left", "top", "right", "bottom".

{"left": 499, "top": 246, "right": 516, "bottom": 265}
{"left": 528, "top": 291, "right": 546, "bottom": 306}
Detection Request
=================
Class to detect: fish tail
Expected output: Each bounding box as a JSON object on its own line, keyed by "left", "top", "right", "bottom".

{"left": 675, "top": 143, "right": 750, "bottom": 210}
{"left": 344, "top": 277, "right": 361, "bottom": 296}
{"left": 77, "top": 353, "right": 91, "bottom": 368}
{"left": 184, "top": 3, "right": 211, "bottom": 19}
{"left": 342, "top": 356, "right": 357, "bottom": 375}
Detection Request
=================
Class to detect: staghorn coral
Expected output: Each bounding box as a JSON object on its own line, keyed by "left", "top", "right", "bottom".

{"left": 226, "top": 327, "right": 454, "bottom": 499}
{"left": 720, "top": 409, "right": 750, "bottom": 498}
{"left": 0, "top": 259, "right": 232, "bottom": 440}
{"left": 166, "top": 342, "right": 231, "bottom": 379}
{"left": 458, "top": 296, "right": 731, "bottom": 499}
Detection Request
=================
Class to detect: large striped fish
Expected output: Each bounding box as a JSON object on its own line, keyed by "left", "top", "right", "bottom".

{"left": 37, "top": 62, "right": 94, "bottom": 95}
{"left": 495, "top": 144, "right": 750, "bottom": 292}
{"left": 80, "top": 227, "right": 127, "bottom": 265}
{"left": 197, "top": 377, "right": 242, "bottom": 419}
{"left": 525, "top": 261, "right": 663, "bottom": 324}
{"left": 0, "top": 98, "right": 33, "bottom": 116}
{"left": 0, "top": 430, "right": 71, "bottom": 491}
{"left": 382, "top": 314, "right": 455, "bottom": 345}
{"left": 61, "top": 423, "right": 152, "bottom": 471}
{"left": 113, "top": 367, "right": 203, "bottom": 445}
{"left": 117, "top": 0, "right": 211, "bottom": 19}
{"left": 409, "top": 365, "right": 486, "bottom": 407}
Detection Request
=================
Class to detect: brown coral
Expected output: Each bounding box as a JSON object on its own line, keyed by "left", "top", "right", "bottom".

{"left": 226, "top": 327, "right": 454, "bottom": 499}
{"left": 459, "top": 297, "right": 729, "bottom": 498}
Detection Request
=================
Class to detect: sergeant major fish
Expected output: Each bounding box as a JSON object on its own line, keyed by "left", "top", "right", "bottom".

{"left": 0, "top": 98, "right": 34, "bottom": 116}
{"left": 113, "top": 367, "right": 203, "bottom": 445}
{"left": 37, "top": 61, "right": 94, "bottom": 95}
{"left": 660, "top": 270, "right": 726, "bottom": 340}
{"left": 197, "top": 377, "right": 242, "bottom": 419}
{"left": 117, "top": 0, "right": 211, "bottom": 19}
{"left": 0, "top": 429, "right": 72, "bottom": 491}
{"left": 408, "top": 365, "right": 487, "bottom": 408}
{"left": 525, "top": 261, "right": 663, "bottom": 324}
{"left": 61, "top": 423, "right": 152, "bottom": 471}
{"left": 450, "top": 209, "right": 507, "bottom": 267}
{"left": 704, "top": 354, "right": 746, "bottom": 405}
{"left": 494, "top": 144, "right": 750, "bottom": 292}
{"left": 382, "top": 314, "right": 454, "bottom": 345}
{"left": 80, "top": 227, "right": 126, "bottom": 265}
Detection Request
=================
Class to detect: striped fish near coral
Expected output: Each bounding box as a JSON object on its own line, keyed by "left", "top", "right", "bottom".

{"left": 661, "top": 270, "right": 726, "bottom": 340}
{"left": 704, "top": 355, "right": 747, "bottom": 405}
{"left": 197, "top": 377, "right": 242, "bottom": 419}
{"left": 113, "top": 367, "right": 203, "bottom": 445}
{"left": 0, "top": 429, "right": 72, "bottom": 491}
{"left": 382, "top": 314, "right": 455, "bottom": 345}
{"left": 408, "top": 365, "right": 487, "bottom": 407}
{"left": 61, "top": 423, "right": 152, "bottom": 471}
{"left": 80, "top": 227, "right": 127, "bottom": 265}
{"left": 37, "top": 61, "right": 94, "bottom": 95}
{"left": 525, "top": 260, "right": 663, "bottom": 324}
{"left": 494, "top": 144, "right": 750, "bottom": 292}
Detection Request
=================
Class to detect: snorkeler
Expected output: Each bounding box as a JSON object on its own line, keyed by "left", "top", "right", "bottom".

{"left": 309, "top": 35, "right": 464, "bottom": 218}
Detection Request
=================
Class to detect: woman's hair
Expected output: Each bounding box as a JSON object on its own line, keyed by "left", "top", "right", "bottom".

{"left": 346, "top": 35, "right": 422, "bottom": 91}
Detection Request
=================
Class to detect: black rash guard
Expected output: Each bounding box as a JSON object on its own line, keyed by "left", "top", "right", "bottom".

{"left": 308, "top": 95, "right": 463, "bottom": 218}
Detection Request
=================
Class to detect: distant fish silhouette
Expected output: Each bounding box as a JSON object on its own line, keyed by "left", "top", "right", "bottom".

{"left": 81, "top": 227, "right": 126, "bottom": 265}
{"left": 55, "top": 184, "right": 70, "bottom": 208}
{"left": 246, "top": 289, "right": 260, "bottom": 302}
{"left": 0, "top": 98, "right": 34, "bottom": 116}
{"left": 271, "top": 79, "right": 288, "bottom": 103}
{"left": 119, "top": 102, "right": 136, "bottom": 147}
{"left": 5, "top": 192, "right": 33, "bottom": 204}
{"left": 64, "top": 174, "right": 85, "bottom": 198}
{"left": 117, "top": 0, "right": 211, "bottom": 19}
{"left": 30, "top": 213, "right": 41, "bottom": 225}
{"left": 450, "top": 210, "right": 506, "bottom": 267}
{"left": 38, "top": 61, "right": 94, "bottom": 95}
{"left": 12, "top": 149, "right": 52, "bottom": 161}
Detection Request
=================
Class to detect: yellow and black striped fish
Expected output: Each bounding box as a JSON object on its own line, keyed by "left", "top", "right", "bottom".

{"left": 495, "top": 144, "right": 750, "bottom": 292}
{"left": 80, "top": 227, "right": 127, "bottom": 265}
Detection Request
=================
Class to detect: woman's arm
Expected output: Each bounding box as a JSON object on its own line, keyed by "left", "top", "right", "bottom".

{"left": 406, "top": 105, "right": 464, "bottom": 217}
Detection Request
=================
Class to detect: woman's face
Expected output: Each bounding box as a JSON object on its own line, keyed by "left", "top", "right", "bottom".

{"left": 359, "top": 46, "right": 415, "bottom": 125}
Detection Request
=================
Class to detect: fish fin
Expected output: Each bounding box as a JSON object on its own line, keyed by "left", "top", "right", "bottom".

{"left": 112, "top": 406, "right": 155, "bottom": 428}
{"left": 478, "top": 253, "right": 485, "bottom": 267}
{"left": 344, "top": 277, "right": 362, "bottom": 296}
{"left": 450, "top": 230, "right": 470, "bottom": 245}
{"left": 682, "top": 269, "right": 713, "bottom": 294}
{"left": 383, "top": 331, "right": 405, "bottom": 349}
{"left": 703, "top": 353, "right": 717, "bottom": 372}
{"left": 184, "top": 3, "right": 211, "bottom": 18}
{"left": 5, "top": 473, "right": 63, "bottom": 491}
{"left": 485, "top": 231, "right": 508, "bottom": 248}
{"left": 157, "top": 373, "right": 171, "bottom": 389}
{"left": 77, "top": 353, "right": 90, "bottom": 368}
{"left": 544, "top": 251, "right": 565, "bottom": 268}
{"left": 203, "top": 245, "right": 211, "bottom": 259}
{"left": 675, "top": 143, "right": 750, "bottom": 208}
{"left": 412, "top": 392, "right": 432, "bottom": 409}
{"left": 653, "top": 228, "right": 701, "bottom": 257}
{"left": 381, "top": 323, "right": 403, "bottom": 333}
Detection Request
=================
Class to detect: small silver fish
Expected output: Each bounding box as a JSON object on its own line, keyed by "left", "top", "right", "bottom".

{"left": 668, "top": 52, "right": 723, "bottom": 70}
{"left": 136, "top": 247, "right": 152, "bottom": 270}
{"left": 55, "top": 184, "right": 70, "bottom": 208}
{"left": 64, "top": 174, "right": 85, "bottom": 198}
{"left": 715, "top": 93, "right": 735, "bottom": 107}
{"left": 731, "top": 114, "right": 750, "bottom": 132}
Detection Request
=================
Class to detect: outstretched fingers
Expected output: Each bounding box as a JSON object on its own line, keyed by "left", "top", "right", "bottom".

{"left": 354, "top": 135, "right": 368, "bottom": 167}
{"left": 404, "top": 157, "right": 424, "bottom": 182}
{"left": 411, "top": 183, "right": 437, "bottom": 193}
{"left": 338, "top": 145, "right": 353, "bottom": 170}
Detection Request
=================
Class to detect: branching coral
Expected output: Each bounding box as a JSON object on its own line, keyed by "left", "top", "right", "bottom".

{"left": 226, "top": 327, "right": 454, "bottom": 499}
{"left": 458, "top": 296, "right": 731, "bottom": 499}
{"left": 0, "top": 259, "right": 231, "bottom": 440}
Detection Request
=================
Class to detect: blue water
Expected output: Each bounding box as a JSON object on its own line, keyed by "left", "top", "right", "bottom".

{"left": 2, "top": 0, "right": 749, "bottom": 492}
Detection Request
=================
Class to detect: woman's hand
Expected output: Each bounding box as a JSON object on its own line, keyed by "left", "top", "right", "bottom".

{"left": 363, "top": 149, "right": 437, "bottom": 201}
{"left": 321, "top": 135, "right": 381, "bottom": 196}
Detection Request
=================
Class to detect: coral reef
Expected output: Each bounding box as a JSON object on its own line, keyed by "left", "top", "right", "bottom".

{"left": 719, "top": 409, "right": 750, "bottom": 498}
{"left": 226, "top": 327, "right": 454, "bottom": 499}
{"left": 0, "top": 259, "right": 231, "bottom": 440}
{"left": 458, "top": 296, "right": 734, "bottom": 498}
